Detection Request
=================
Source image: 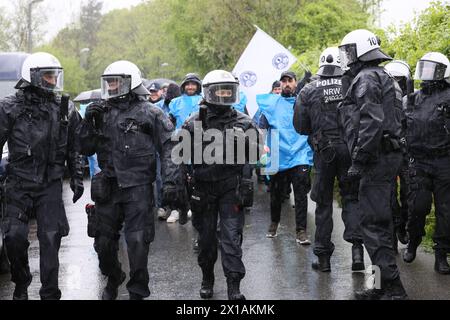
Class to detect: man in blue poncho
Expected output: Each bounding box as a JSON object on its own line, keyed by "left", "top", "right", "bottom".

{"left": 169, "top": 73, "right": 202, "bottom": 129}
{"left": 257, "top": 71, "right": 313, "bottom": 244}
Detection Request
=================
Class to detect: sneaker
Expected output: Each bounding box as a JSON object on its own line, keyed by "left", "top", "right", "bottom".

{"left": 157, "top": 208, "right": 168, "bottom": 220}
{"left": 266, "top": 222, "right": 278, "bottom": 238}
{"left": 296, "top": 229, "right": 311, "bottom": 245}
{"left": 167, "top": 210, "right": 180, "bottom": 223}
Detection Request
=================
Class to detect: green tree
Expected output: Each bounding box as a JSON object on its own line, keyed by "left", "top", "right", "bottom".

{"left": 383, "top": 1, "right": 449, "bottom": 76}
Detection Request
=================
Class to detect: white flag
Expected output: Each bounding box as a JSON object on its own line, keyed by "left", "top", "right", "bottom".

{"left": 233, "top": 26, "right": 297, "bottom": 118}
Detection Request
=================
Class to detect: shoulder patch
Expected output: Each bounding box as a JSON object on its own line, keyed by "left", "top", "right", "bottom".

{"left": 355, "top": 81, "right": 368, "bottom": 99}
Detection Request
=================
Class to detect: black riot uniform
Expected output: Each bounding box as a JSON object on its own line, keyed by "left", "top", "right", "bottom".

{"left": 403, "top": 82, "right": 450, "bottom": 274}
{"left": 77, "top": 94, "right": 181, "bottom": 299}
{"left": 0, "top": 88, "right": 84, "bottom": 300}
{"left": 295, "top": 75, "right": 364, "bottom": 272}
{"left": 338, "top": 62, "right": 407, "bottom": 298}
{"left": 182, "top": 100, "right": 262, "bottom": 300}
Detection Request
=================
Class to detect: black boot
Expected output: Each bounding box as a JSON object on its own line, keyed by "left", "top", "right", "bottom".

{"left": 102, "top": 271, "right": 126, "bottom": 300}
{"left": 199, "top": 269, "right": 214, "bottom": 299}
{"left": 351, "top": 244, "right": 365, "bottom": 271}
{"left": 396, "top": 226, "right": 409, "bottom": 245}
{"left": 434, "top": 250, "right": 450, "bottom": 275}
{"left": 312, "top": 255, "right": 331, "bottom": 272}
{"left": 129, "top": 293, "right": 144, "bottom": 300}
{"left": 354, "top": 288, "right": 384, "bottom": 300}
{"left": 379, "top": 277, "right": 408, "bottom": 300}
{"left": 403, "top": 240, "right": 419, "bottom": 263}
{"left": 13, "top": 284, "right": 29, "bottom": 300}
{"left": 226, "top": 273, "right": 246, "bottom": 300}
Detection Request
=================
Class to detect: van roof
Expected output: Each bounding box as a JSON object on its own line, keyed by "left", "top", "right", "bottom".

{"left": 0, "top": 52, "right": 30, "bottom": 81}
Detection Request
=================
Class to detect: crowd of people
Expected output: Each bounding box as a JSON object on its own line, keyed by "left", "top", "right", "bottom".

{"left": 0, "top": 27, "right": 449, "bottom": 301}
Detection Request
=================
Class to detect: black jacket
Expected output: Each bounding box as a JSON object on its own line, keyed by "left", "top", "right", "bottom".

{"left": 0, "top": 89, "right": 83, "bottom": 184}
{"left": 77, "top": 97, "right": 180, "bottom": 188}
{"left": 338, "top": 66, "right": 404, "bottom": 164}
{"left": 294, "top": 75, "right": 344, "bottom": 145}
{"left": 182, "top": 104, "right": 263, "bottom": 182}
{"left": 404, "top": 86, "right": 450, "bottom": 156}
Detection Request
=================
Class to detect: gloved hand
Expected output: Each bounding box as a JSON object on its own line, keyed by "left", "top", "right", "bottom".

{"left": 347, "top": 162, "right": 364, "bottom": 180}
{"left": 70, "top": 178, "right": 84, "bottom": 203}
{"left": 441, "top": 103, "right": 450, "bottom": 118}
{"left": 84, "top": 103, "right": 105, "bottom": 130}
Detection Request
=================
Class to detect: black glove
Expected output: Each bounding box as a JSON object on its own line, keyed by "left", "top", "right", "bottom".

{"left": 70, "top": 178, "right": 84, "bottom": 203}
{"left": 347, "top": 162, "right": 364, "bottom": 180}
{"left": 85, "top": 103, "right": 105, "bottom": 130}
{"left": 441, "top": 103, "right": 450, "bottom": 118}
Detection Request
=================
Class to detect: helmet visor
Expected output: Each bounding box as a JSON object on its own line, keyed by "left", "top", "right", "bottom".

{"left": 338, "top": 43, "right": 358, "bottom": 71}
{"left": 414, "top": 60, "right": 447, "bottom": 81}
{"left": 101, "top": 75, "right": 131, "bottom": 100}
{"left": 30, "top": 67, "right": 64, "bottom": 92}
{"left": 204, "top": 83, "right": 239, "bottom": 106}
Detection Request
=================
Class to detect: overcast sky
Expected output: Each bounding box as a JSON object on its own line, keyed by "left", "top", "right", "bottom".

{"left": 1, "top": 0, "right": 448, "bottom": 43}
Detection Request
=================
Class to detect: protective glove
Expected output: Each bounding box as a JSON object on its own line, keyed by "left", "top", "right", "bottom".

{"left": 347, "top": 162, "right": 364, "bottom": 180}
{"left": 84, "top": 103, "right": 105, "bottom": 130}
{"left": 70, "top": 178, "right": 84, "bottom": 203}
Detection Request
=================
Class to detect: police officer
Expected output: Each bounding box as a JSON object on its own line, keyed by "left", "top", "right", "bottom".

{"left": 338, "top": 29, "right": 408, "bottom": 299}
{"left": 402, "top": 52, "right": 450, "bottom": 275}
{"left": 294, "top": 47, "right": 364, "bottom": 272}
{"left": 384, "top": 60, "right": 413, "bottom": 250}
{"left": 0, "top": 52, "right": 84, "bottom": 300}
{"left": 258, "top": 71, "right": 313, "bottom": 244}
{"left": 182, "top": 70, "right": 262, "bottom": 300}
{"left": 77, "top": 60, "right": 183, "bottom": 300}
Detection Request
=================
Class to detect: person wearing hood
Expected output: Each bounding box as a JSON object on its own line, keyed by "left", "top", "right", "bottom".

{"left": 338, "top": 29, "right": 408, "bottom": 300}
{"left": 169, "top": 73, "right": 202, "bottom": 129}
{"left": 77, "top": 60, "right": 184, "bottom": 300}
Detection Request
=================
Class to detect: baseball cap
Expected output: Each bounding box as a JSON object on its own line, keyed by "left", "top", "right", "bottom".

{"left": 280, "top": 71, "right": 297, "bottom": 81}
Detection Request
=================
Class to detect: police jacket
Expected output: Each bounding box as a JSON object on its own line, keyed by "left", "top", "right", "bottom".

{"left": 0, "top": 88, "right": 84, "bottom": 184}
{"left": 294, "top": 75, "right": 344, "bottom": 146}
{"left": 338, "top": 65, "right": 404, "bottom": 164}
{"left": 404, "top": 86, "right": 450, "bottom": 157}
{"left": 182, "top": 103, "right": 262, "bottom": 182}
{"left": 77, "top": 96, "right": 180, "bottom": 188}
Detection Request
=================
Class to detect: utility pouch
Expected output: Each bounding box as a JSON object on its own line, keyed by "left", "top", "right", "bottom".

{"left": 190, "top": 188, "right": 207, "bottom": 215}
{"left": 236, "top": 177, "right": 254, "bottom": 208}
{"left": 90, "top": 172, "right": 111, "bottom": 203}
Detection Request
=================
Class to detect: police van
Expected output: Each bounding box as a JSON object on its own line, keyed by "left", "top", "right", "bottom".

{"left": 0, "top": 52, "right": 29, "bottom": 274}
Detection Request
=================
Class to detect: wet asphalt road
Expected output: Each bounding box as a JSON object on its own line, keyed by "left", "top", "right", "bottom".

{"left": 0, "top": 178, "right": 449, "bottom": 300}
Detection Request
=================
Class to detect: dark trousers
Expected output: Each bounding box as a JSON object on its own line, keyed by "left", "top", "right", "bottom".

{"left": 270, "top": 165, "right": 311, "bottom": 231}
{"left": 3, "top": 177, "right": 69, "bottom": 300}
{"left": 191, "top": 176, "right": 245, "bottom": 279}
{"left": 311, "top": 143, "right": 362, "bottom": 257}
{"left": 407, "top": 155, "right": 450, "bottom": 252}
{"left": 392, "top": 161, "right": 409, "bottom": 231}
{"left": 94, "top": 179, "right": 154, "bottom": 298}
{"left": 359, "top": 152, "right": 402, "bottom": 282}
